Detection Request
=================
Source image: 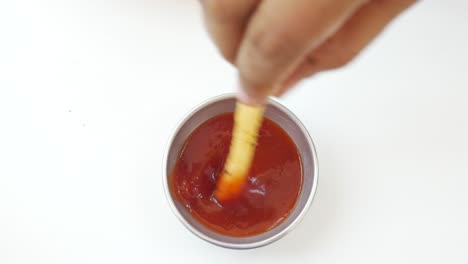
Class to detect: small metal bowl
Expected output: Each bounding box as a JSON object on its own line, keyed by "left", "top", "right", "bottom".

{"left": 163, "top": 94, "right": 318, "bottom": 249}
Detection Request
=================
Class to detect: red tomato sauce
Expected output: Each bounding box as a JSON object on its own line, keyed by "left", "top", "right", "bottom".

{"left": 170, "top": 113, "right": 302, "bottom": 237}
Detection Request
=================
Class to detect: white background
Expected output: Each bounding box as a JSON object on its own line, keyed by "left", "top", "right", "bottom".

{"left": 1, "top": 1, "right": 467, "bottom": 263}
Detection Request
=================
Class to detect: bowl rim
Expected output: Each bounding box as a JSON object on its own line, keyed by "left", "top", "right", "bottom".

{"left": 162, "top": 93, "right": 319, "bottom": 249}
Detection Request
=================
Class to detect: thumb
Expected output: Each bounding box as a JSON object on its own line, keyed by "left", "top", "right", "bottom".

{"left": 235, "top": 0, "right": 365, "bottom": 104}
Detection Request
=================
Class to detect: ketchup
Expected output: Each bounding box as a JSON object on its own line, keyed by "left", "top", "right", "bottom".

{"left": 170, "top": 113, "right": 302, "bottom": 237}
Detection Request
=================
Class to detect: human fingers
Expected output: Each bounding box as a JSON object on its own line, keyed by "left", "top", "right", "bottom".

{"left": 235, "top": 0, "right": 366, "bottom": 104}
{"left": 275, "top": 0, "right": 417, "bottom": 96}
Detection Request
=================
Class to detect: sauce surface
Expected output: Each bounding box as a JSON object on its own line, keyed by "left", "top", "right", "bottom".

{"left": 170, "top": 113, "right": 302, "bottom": 237}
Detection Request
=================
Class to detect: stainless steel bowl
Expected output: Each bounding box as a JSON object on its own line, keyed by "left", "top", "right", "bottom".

{"left": 163, "top": 94, "right": 318, "bottom": 249}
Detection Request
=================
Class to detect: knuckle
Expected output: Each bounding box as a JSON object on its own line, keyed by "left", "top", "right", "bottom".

{"left": 203, "top": 0, "right": 238, "bottom": 22}
{"left": 330, "top": 56, "right": 351, "bottom": 69}
{"left": 246, "top": 28, "right": 299, "bottom": 67}
{"left": 327, "top": 48, "right": 359, "bottom": 70}
{"left": 219, "top": 47, "right": 236, "bottom": 63}
{"left": 310, "top": 37, "right": 361, "bottom": 72}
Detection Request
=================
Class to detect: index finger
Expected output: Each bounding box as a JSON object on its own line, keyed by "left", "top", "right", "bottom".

{"left": 200, "top": 0, "right": 259, "bottom": 62}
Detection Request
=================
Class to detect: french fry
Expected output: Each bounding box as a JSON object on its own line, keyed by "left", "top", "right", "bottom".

{"left": 215, "top": 102, "right": 264, "bottom": 201}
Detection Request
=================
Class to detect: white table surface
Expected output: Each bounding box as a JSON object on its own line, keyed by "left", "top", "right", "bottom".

{"left": 1, "top": 1, "right": 467, "bottom": 263}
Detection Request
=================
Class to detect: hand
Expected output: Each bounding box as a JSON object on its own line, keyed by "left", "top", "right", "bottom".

{"left": 200, "top": 0, "right": 416, "bottom": 104}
